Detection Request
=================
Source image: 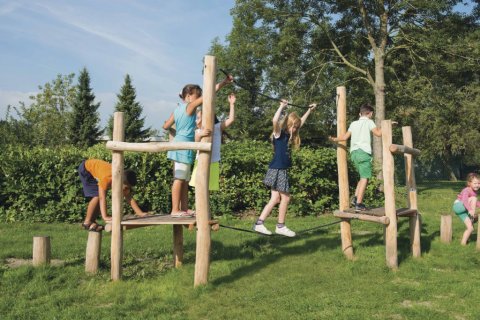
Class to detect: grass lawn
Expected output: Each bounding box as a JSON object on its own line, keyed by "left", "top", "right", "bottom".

{"left": 1, "top": 181, "right": 479, "bottom": 319}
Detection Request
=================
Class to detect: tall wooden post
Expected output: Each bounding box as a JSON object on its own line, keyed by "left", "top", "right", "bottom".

{"left": 382, "top": 120, "right": 398, "bottom": 269}
{"left": 111, "top": 112, "right": 125, "bottom": 280}
{"left": 173, "top": 225, "right": 183, "bottom": 267}
{"left": 336, "top": 86, "right": 354, "bottom": 259}
{"left": 194, "top": 55, "right": 215, "bottom": 286}
{"left": 402, "top": 126, "right": 421, "bottom": 257}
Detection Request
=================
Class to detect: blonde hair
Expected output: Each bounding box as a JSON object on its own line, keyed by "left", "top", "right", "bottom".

{"left": 274, "top": 112, "right": 302, "bottom": 149}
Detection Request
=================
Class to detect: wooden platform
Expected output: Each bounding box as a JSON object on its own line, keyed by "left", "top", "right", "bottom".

{"left": 334, "top": 207, "right": 418, "bottom": 225}
{"left": 104, "top": 214, "right": 218, "bottom": 232}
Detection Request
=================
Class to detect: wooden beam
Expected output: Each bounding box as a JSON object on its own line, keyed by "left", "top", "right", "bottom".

{"left": 382, "top": 120, "right": 398, "bottom": 269}
{"left": 106, "top": 141, "right": 211, "bottom": 153}
{"left": 336, "top": 86, "right": 354, "bottom": 260}
{"left": 194, "top": 55, "right": 215, "bottom": 287}
{"left": 111, "top": 112, "right": 125, "bottom": 281}
{"left": 334, "top": 211, "right": 390, "bottom": 225}
{"left": 389, "top": 144, "right": 421, "bottom": 156}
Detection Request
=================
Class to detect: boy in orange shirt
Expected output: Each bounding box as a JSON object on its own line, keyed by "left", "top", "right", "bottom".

{"left": 78, "top": 159, "right": 148, "bottom": 231}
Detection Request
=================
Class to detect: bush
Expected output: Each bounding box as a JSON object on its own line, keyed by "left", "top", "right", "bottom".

{"left": 0, "top": 141, "right": 384, "bottom": 222}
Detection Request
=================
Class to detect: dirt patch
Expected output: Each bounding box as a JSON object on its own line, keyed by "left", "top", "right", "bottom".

{"left": 5, "top": 258, "right": 65, "bottom": 268}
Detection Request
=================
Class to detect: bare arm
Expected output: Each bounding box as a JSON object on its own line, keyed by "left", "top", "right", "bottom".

{"left": 98, "top": 187, "right": 110, "bottom": 221}
{"left": 221, "top": 93, "right": 236, "bottom": 130}
{"left": 372, "top": 127, "right": 382, "bottom": 137}
{"left": 300, "top": 103, "right": 317, "bottom": 127}
{"left": 273, "top": 100, "right": 288, "bottom": 137}
{"left": 163, "top": 113, "right": 174, "bottom": 130}
{"left": 186, "top": 75, "right": 234, "bottom": 116}
{"left": 329, "top": 131, "right": 352, "bottom": 142}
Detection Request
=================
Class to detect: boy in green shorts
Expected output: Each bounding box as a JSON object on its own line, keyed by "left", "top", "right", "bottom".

{"left": 329, "top": 104, "right": 382, "bottom": 212}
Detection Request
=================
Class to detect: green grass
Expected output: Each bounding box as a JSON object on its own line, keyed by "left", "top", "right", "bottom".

{"left": 1, "top": 181, "right": 479, "bottom": 319}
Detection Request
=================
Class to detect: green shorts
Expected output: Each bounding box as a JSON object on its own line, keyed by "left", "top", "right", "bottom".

{"left": 350, "top": 149, "right": 372, "bottom": 179}
{"left": 453, "top": 200, "right": 469, "bottom": 222}
{"left": 189, "top": 161, "right": 220, "bottom": 191}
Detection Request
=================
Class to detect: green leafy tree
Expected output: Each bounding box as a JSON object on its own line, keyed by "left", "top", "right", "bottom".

{"left": 389, "top": 12, "right": 480, "bottom": 180}
{"left": 20, "top": 73, "right": 76, "bottom": 147}
{"left": 108, "top": 74, "right": 150, "bottom": 142}
{"left": 211, "top": 0, "right": 470, "bottom": 163}
{"left": 69, "top": 68, "right": 103, "bottom": 148}
{"left": 0, "top": 105, "right": 32, "bottom": 146}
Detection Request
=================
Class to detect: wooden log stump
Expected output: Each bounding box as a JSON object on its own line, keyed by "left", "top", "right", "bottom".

{"left": 33, "top": 236, "right": 51, "bottom": 266}
{"left": 85, "top": 231, "right": 102, "bottom": 274}
{"left": 173, "top": 225, "right": 183, "bottom": 268}
{"left": 440, "top": 215, "right": 452, "bottom": 244}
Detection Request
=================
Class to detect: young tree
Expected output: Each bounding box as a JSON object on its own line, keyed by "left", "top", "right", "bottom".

{"left": 69, "top": 68, "right": 103, "bottom": 148}
{"left": 108, "top": 74, "right": 150, "bottom": 142}
{"left": 21, "top": 73, "right": 76, "bottom": 147}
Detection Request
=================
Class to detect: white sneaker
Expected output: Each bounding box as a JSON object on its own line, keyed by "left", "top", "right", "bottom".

{"left": 275, "top": 226, "right": 296, "bottom": 237}
{"left": 253, "top": 223, "right": 272, "bottom": 235}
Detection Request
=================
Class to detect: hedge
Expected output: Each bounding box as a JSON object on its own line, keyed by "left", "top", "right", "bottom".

{"left": 0, "top": 141, "right": 383, "bottom": 222}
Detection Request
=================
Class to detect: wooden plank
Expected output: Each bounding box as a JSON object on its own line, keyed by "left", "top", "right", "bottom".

{"left": 334, "top": 210, "right": 390, "bottom": 225}
{"left": 106, "top": 141, "right": 211, "bottom": 153}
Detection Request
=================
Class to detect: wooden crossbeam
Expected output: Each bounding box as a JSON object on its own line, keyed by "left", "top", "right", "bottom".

{"left": 106, "top": 141, "right": 211, "bottom": 153}
{"left": 389, "top": 144, "right": 421, "bottom": 156}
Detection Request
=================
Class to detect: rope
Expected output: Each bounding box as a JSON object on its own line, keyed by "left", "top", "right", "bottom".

{"left": 219, "top": 68, "right": 311, "bottom": 109}
{"left": 217, "top": 219, "right": 342, "bottom": 237}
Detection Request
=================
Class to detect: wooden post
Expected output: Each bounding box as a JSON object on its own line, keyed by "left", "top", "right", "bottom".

{"left": 382, "top": 120, "right": 398, "bottom": 269}
{"left": 336, "top": 86, "right": 354, "bottom": 259}
{"left": 440, "top": 215, "right": 453, "bottom": 244}
{"left": 402, "top": 126, "right": 421, "bottom": 257}
{"left": 85, "top": 231, "right": 102, "bottom": 273}
{"left": 33, "top": 236, "right": 51, "bottom": 266}
{"left": 194, "top": 55, "right": 216, "bottom": 286}
{"left": 173, "top": 225, "right": 183, "bottom": 267}
{"left": 111, "top": 112, "right": 125, "bottom": 281}
{"left": 476, "top": 218, "right": 480, "bottom": 251}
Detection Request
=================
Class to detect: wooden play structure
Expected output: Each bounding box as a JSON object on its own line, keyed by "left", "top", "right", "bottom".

{"left": 102, "top": 55, "right": 219, "bottom": 286}
{"left": 333, "top": 86, "right": 422, "bottom": 269}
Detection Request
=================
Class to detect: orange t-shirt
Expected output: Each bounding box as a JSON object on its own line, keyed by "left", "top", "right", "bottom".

{"left": 85, "top": 159, "right": 112, "bottom": 191}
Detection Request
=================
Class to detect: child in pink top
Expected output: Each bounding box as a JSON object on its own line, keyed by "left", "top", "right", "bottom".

{"left": 452, "top": 173, "right": 480, "bottom": 245}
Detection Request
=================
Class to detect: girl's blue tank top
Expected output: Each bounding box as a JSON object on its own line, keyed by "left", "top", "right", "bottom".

{"left": 269, "top": 130, "right": 292, "bottom": 169}
{"left": 167, "top": 102, "right": 196, "bottom": 164}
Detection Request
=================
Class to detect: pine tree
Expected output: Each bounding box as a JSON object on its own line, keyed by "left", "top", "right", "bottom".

{"left": 69, "top": 68, "right": 102, "bottom": 148}
{"left": 108, "top": 74, "right": 150, "bottom": 142}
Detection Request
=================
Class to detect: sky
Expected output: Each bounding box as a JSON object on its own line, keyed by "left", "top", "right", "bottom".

{"left": 0, "top": 0, "right": 235, "bottom": 132}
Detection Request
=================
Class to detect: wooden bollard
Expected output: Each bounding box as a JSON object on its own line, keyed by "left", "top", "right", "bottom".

{"left": 33, "top": 236, "right": 51, "bottom": 266}
{"left": 440, "top": 215, "right": 452, "bottom": 244}
{"left": 85, "top": 231, "right": 102, "bottom": 274}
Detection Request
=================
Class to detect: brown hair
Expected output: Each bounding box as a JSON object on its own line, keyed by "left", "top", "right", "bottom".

{"left": 179, "top": 84, "right": 202, "bottom": 100}
{"left": 359, "top": 103, "right": 374, "bottom": 116}
{"left": 466, "top": 172, "right": 480, "bottom": 186}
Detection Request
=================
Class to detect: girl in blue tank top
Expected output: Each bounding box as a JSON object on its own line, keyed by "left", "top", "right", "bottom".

{"left": 253, "top": 99, "right": 317, "bottom": 237}
{"left": 163, "top": 75, "right": 233, "bottom": 217}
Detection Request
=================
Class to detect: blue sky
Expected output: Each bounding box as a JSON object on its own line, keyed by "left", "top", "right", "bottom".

{"left": 0, "top": 0, "right": 235, "bottom": 131}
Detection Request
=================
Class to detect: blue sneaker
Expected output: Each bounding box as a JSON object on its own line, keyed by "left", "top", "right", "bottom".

{"left": 355, "top": 203, "right": 367, "bottom": 212}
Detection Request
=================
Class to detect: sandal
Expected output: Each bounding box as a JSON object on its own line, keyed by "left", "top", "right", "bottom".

{"left": 81, "top": 222, "right": 104, "bottom": 232}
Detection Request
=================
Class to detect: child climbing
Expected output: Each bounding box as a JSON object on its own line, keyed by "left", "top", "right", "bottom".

{"left": 163, "top": 75, "right": 233, "bottom": 217}
{"left": 453, "top": 172, "right": 480, "bottom": 245}
{"left": 78, "top": 159, "right": 148, "bottom": 232}
{"left": 329, "top": 103, "right": 382, "bottom": 212}
{"left": 253, "top": 100, "right": 317, "bottom": 237}
{"left": 189, "top": 93, "right": 236, "bottom": 191}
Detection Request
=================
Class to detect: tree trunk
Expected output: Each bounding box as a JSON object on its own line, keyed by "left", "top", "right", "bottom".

{"left": 441, "top": 157, "right": 458, "bottom": 181}
{"left": 373, "top": 48, "right": 386, "bottom": 179}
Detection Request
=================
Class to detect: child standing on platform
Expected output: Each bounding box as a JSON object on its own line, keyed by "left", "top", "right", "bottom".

{"left": 189, "top": 93, "right": 236, "bottom": 191}
{"left": 453, "top": 173, "right": 480, "bottom": 245}
{"left": 163, "top": 75, "right": 233, "bottom": 217}
{"left": 329, "top": 104, "right": 382, "bottom": 212}
{"left": 253, "top": 100, "right": 316, "bottom": 237}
